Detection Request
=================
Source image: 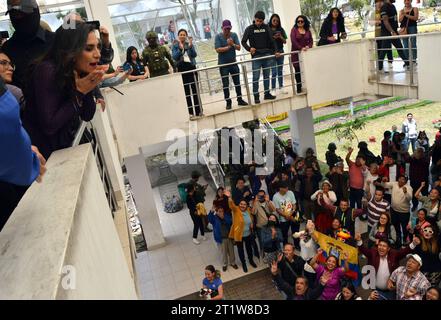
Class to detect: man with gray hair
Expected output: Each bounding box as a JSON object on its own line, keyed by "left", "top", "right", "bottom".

{"left": 2, "top": 0, "right": 55, "bottom": 88}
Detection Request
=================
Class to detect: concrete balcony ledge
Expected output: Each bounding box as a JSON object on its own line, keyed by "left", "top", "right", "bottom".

{"left": 0, "top": 144, "right": 137, "bottom": 299}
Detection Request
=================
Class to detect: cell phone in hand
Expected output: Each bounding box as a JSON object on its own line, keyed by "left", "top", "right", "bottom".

{"left": 0, "top": 31, "right": 9, "bottom": 39}
{"left": 85, "top": 20, "right": 101, "bottom": 30}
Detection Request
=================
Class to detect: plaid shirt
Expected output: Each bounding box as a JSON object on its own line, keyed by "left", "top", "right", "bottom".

{"left": 390, "top": 266, "right": 430, "bottom": 300}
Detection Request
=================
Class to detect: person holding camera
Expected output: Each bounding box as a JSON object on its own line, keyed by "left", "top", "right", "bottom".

{"left": 201, "top": 265, "right": 224, "bottom": 300}
{"left": 252, "top": 190, "right": 277, "bottom": 258}
{"left": 172, "top": 29, "right": 200, "bottom": 117}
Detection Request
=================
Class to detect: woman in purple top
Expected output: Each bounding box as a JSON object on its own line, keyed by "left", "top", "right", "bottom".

{"left": 318, "top": 8, "right": 347, "bottom": 46}
{"left": 290, "top": 15, "right": 313, "bottom": 94}
{"left": 309, "top": 248, "right": 350, "bottom": 300}
{"left": 23, "top": 23, "right": 105, "bottom": 159}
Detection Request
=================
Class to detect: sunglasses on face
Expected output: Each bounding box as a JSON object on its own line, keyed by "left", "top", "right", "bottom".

{"left": 297, "top": 20, "right": 304, "bottom": 23}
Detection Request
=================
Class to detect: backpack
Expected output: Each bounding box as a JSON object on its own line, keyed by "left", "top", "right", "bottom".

{"left": 142, "top": 46, "right": 170, "bottom": 73}
{"left": 178, "top": 183, "right": 189, "bottom": 202}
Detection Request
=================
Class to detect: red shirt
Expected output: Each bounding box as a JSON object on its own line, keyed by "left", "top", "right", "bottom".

{"left": 348, "top": 161, "right": 364, "bottom": 189}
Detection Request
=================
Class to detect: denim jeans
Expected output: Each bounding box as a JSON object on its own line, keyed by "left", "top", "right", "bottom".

{"left": 219, "top": 64, "right": 242, "bottom": 102}
{"left": 252, "top": 54, "right": 273, "bottom": 97}
{"left": 402, "top": 26, "right": 417, "bottom": 62}
{"left": 271, "top": 56, "right": 284, "bottom": 90}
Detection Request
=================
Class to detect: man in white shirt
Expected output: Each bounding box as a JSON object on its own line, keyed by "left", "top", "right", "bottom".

{"left": 382, "top": 175, "right": 413, "bottom": 247}
{"left": 402, "top": 113, "right": 418, "bottom": 153}
{"left": 355, "top": 233, "right": 418, "bottom": 300}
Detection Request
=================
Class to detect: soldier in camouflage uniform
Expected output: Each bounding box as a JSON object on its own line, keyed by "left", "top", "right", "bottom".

{"left": 142, "top": 31, "right": 175, "bottom": 78}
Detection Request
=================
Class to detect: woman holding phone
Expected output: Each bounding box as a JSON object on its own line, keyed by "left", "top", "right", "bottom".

{"left": 23, "top": 22, "right": 105, "bottom": 159}
{"left": 318, "top": 8, "right": 347, "bottom": 46}
{"left": 269, "top": 14, "right": 288, "bottom": 95}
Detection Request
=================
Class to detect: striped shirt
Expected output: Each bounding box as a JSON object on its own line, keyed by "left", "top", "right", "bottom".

{"left": 367, "top": 198, "right": 390, "bottom": 228}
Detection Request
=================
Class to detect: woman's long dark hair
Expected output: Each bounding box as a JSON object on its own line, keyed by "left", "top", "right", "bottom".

{"left": 126, "top": 46, "right": 140, "bottom": 64}
{"left": 338, "top": 281, "right": 359, "bottom": 300}
{"left": 294, "top": 15, "right": 311, "bottom": 30}
{"left": 324, "top": 7, "right": 345, "bottom": 31}
{"left": 269, "top": 14, "right": 282, "bottom": 29}
{"left": 26, "top": 22, "right": 97, "bottom": 100}
{"left": 378, "top": 213, "right": 393, "bottom": 234}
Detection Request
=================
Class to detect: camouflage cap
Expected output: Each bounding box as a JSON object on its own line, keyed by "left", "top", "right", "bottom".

{"left": 146, "top": 31, "right": 157, "bottom": 39}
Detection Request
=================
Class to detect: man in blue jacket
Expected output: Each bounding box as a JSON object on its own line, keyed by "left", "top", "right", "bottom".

{"left": 0, "top": 77, "right": 46, "bottom": 231}
{"left": 208, "top": 207, "right": 238, "bottom": 271}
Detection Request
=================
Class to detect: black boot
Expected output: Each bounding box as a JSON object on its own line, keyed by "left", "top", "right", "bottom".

{"left": 226, "top": 99, "right": 232, "bottom": 110}
{"left": 242, "top": 263, "right": 248, "bottom": 273}
{"left": 237, "top": 98, "right": 248, "bottom": 106}
{"left": 249, "top": 260, "right": 257, "bottom": 268}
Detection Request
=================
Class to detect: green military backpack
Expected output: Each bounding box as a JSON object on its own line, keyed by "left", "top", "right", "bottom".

{"left": 142, "top": 46, "right": 170, "bottom": 74}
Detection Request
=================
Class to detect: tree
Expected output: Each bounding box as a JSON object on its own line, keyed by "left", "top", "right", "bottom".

{"left": 331, "top": 116, "right": 367, "bottom": 149}
{"left": 300, "top": 0, "right": 334, "bottom": 38}
{"left": 169, "top": 0, "right": 200, "bottom": 39}
{"left": 348, "top": 0, "right": 373, "bottom": 37}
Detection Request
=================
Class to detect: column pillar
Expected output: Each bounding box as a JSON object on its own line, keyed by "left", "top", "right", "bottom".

{"left": 219, "top": 0, "right": 242, "bottom": 36}
{"left": 272, "top": 0, "right": 302, "bottom": 52}
{"left": 288, "top": 107, "right": 316, "bottom": 157}
{"left": 125, "top": 154, "right": 166, "bottom": 250}
{"left": 83, "top": 0, "right": 122, "bottom": 67}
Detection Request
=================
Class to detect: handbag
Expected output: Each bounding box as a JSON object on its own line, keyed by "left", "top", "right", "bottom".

{"left": 398, "top": 8, "right": 411, "bottom": 35}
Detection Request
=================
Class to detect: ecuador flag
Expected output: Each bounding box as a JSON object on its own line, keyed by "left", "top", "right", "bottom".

{"left": 313, "top": 231, "right": 360, "bottom": 285}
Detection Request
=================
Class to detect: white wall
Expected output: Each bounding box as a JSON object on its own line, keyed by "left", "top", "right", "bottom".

{"left": 104, "top": 74, "right": 189, "bottom": 159}
{"left": 303, "top": 40, "right": 369, "bottom": 106}
{"left": 418, "top": 32, "right": 441, "bottom": 101}
{"left": 91, "top": 107, "right": 125, "bottom": 200}
{"left": 0, "top": 144, "right": 138, "bottom": 299}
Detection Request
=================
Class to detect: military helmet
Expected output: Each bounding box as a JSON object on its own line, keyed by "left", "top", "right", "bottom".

{"left": 146, "top": 31, "right": 157, "bottom": 39}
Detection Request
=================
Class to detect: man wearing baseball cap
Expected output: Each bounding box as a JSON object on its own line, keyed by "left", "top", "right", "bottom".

{"left": 3, "top": 0, "right": 55, "bottom": 89}
{"left": 388, "top": 253, "right": 430, "bottom": 300}
{"left": 214, "top": 20, "right": 248, "bottom": 110}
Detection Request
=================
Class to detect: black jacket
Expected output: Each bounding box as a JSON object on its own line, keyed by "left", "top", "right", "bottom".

{"left": 318, "top": 18, "right": 346, "bottom": 46}
{"left": 273, "top": 273, "right": 324, "bottom": 300}
{"left": 241, "top": 23, "right": 278, "bottom": 57}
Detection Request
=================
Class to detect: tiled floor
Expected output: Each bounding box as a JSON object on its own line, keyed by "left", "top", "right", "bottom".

{"left": 375, "top": 60, "right": 418, "bottom": 85}
{"left": 135, "top": 177, "right": 268, "bottom": 300}
{"left": 135, "top": 175, "right": 368, "bottom": 300}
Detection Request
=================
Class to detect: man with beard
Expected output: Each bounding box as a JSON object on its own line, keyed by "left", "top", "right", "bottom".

{"left": 142, "top": 31, "right": 175, "bottom": 78}
{"left": 2, "top": 0, "right": 55, "bottom": 89}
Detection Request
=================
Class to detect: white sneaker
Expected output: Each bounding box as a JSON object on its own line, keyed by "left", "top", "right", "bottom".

{"left": 201, "top": 236, "right": 207, "bottom": 241}
{"left": 388, "top": 62, "right": 393, "bottom": 70}
{"left": 280, "top": 88, "right": 289, "bottom": 94}
{"left": 270, "top": 89, "right": 277, "bottom": 96}
{"left": 192, "top": 238, "right": 201, "bottom": 245}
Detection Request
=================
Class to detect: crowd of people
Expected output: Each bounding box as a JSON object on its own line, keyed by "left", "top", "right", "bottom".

{"left": 0, "top": 0, "right": 436, "bottom": 302}
{"left": 188, "top": 111, "right": 441, "bottom": 300}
